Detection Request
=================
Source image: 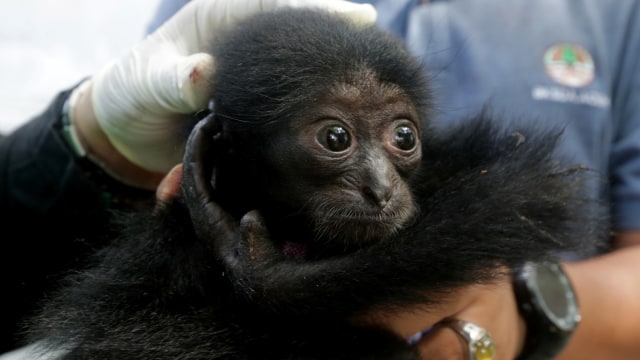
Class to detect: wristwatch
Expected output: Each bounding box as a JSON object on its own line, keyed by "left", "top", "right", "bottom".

{"left": 512, "top": 260, "right": 581, "bottom": 360}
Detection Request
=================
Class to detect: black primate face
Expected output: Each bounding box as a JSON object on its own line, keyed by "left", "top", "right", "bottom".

{"left": 255, "top": 80, "right": 422, "bottom": 252}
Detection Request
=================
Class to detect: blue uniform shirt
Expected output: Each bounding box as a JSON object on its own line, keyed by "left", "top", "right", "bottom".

{"left": 147, "top": 0, "right": 640, "bottom": 237}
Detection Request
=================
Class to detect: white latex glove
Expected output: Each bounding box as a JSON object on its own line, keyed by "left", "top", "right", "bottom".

{"left": 82, "top": 0, "right": 377, "bottom": 173}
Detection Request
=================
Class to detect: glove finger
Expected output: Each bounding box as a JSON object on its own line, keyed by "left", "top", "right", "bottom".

{"left": 177, "top": 52, "right": 216, "bottom": 111}
{"left": 130, "top": 51, "right": 214, "bottom": 114}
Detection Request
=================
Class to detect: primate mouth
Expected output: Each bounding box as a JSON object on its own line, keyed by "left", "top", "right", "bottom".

{"left": 280, "top": 241, "right": 309, "bottom": 259}
{"left": 274, "top": 213, "right": 410, "bottom": 261}
{"left": 313, "top": 208, "right": 414, "bottom": 248}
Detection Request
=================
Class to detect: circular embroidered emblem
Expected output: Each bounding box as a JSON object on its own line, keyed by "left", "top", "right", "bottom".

{"left": 543, "top": 43, "right": 595, "bottom": 88}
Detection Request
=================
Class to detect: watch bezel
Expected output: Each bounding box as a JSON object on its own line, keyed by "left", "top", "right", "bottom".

{"left": 525, "top": 261, "right": 581, "bottom": 331}
{"left": 513, "top": 260, "right": 581, "bottom": 360}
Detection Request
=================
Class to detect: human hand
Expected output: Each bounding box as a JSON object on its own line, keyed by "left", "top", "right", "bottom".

{"left": 365, "top": 273, "right": 526, "bottom": 360}
{"left": 71, "top": 0, "right": 377, "bottom": 180}
{"left": 419, "top": 279, "right": 525, "bottom": 360}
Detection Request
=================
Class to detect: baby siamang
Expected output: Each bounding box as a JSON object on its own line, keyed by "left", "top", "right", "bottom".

{"left": 24, "top": 8, "right": 606, "bottom": 360}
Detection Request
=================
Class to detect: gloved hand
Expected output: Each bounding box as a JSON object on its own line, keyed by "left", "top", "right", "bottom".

{"left": 73, "top": 0, "right": 377, "bottom": 175}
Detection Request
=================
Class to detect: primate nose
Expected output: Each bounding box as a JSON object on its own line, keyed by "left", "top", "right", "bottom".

{"left": 362, "top": 184, "right": 392, "bottom": 209}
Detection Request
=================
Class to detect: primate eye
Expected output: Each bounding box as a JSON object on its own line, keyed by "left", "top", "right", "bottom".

{"left": 320, "top": 125, "right": 351, "bottom": 152}
{"left": 393, "top": 125, "right": 416, "bottom": 150}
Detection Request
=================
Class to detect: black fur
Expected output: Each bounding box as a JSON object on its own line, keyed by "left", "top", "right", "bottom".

{"left": 24, "top": 8, "right": 607, "bottom": 359}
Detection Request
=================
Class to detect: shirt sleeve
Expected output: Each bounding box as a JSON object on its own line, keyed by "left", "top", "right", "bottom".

{"left": 0, "top": 87, "right": 111, "bottom": 350}
{"left": 0, "top": 86, "right": 111, "bottom": 235}
{"left": 145, "top": 0, "right": 191, "bottom": 34}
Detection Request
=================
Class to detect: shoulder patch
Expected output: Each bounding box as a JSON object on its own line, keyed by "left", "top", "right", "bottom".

{"left": 543, "top": 43, "right": 595, "bottom": 88}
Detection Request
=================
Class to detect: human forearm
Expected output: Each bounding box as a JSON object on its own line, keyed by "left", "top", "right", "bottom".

{"left": 558, "top": 245, "right": 640, "bottom": 359}
{"left": 359, "top": 244, "right": 640, "bottom": 360}
{"left": 70, "top": 81, "right": 165, "bottom": 190}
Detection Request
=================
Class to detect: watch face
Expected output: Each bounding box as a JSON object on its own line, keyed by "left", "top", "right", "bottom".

{"left": 528, "top": 261, "right": 580, "bottom": 332}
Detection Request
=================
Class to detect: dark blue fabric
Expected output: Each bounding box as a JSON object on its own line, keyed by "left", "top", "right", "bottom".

{"left": 146, "top": 0, "right": 190, "bottom": 34}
